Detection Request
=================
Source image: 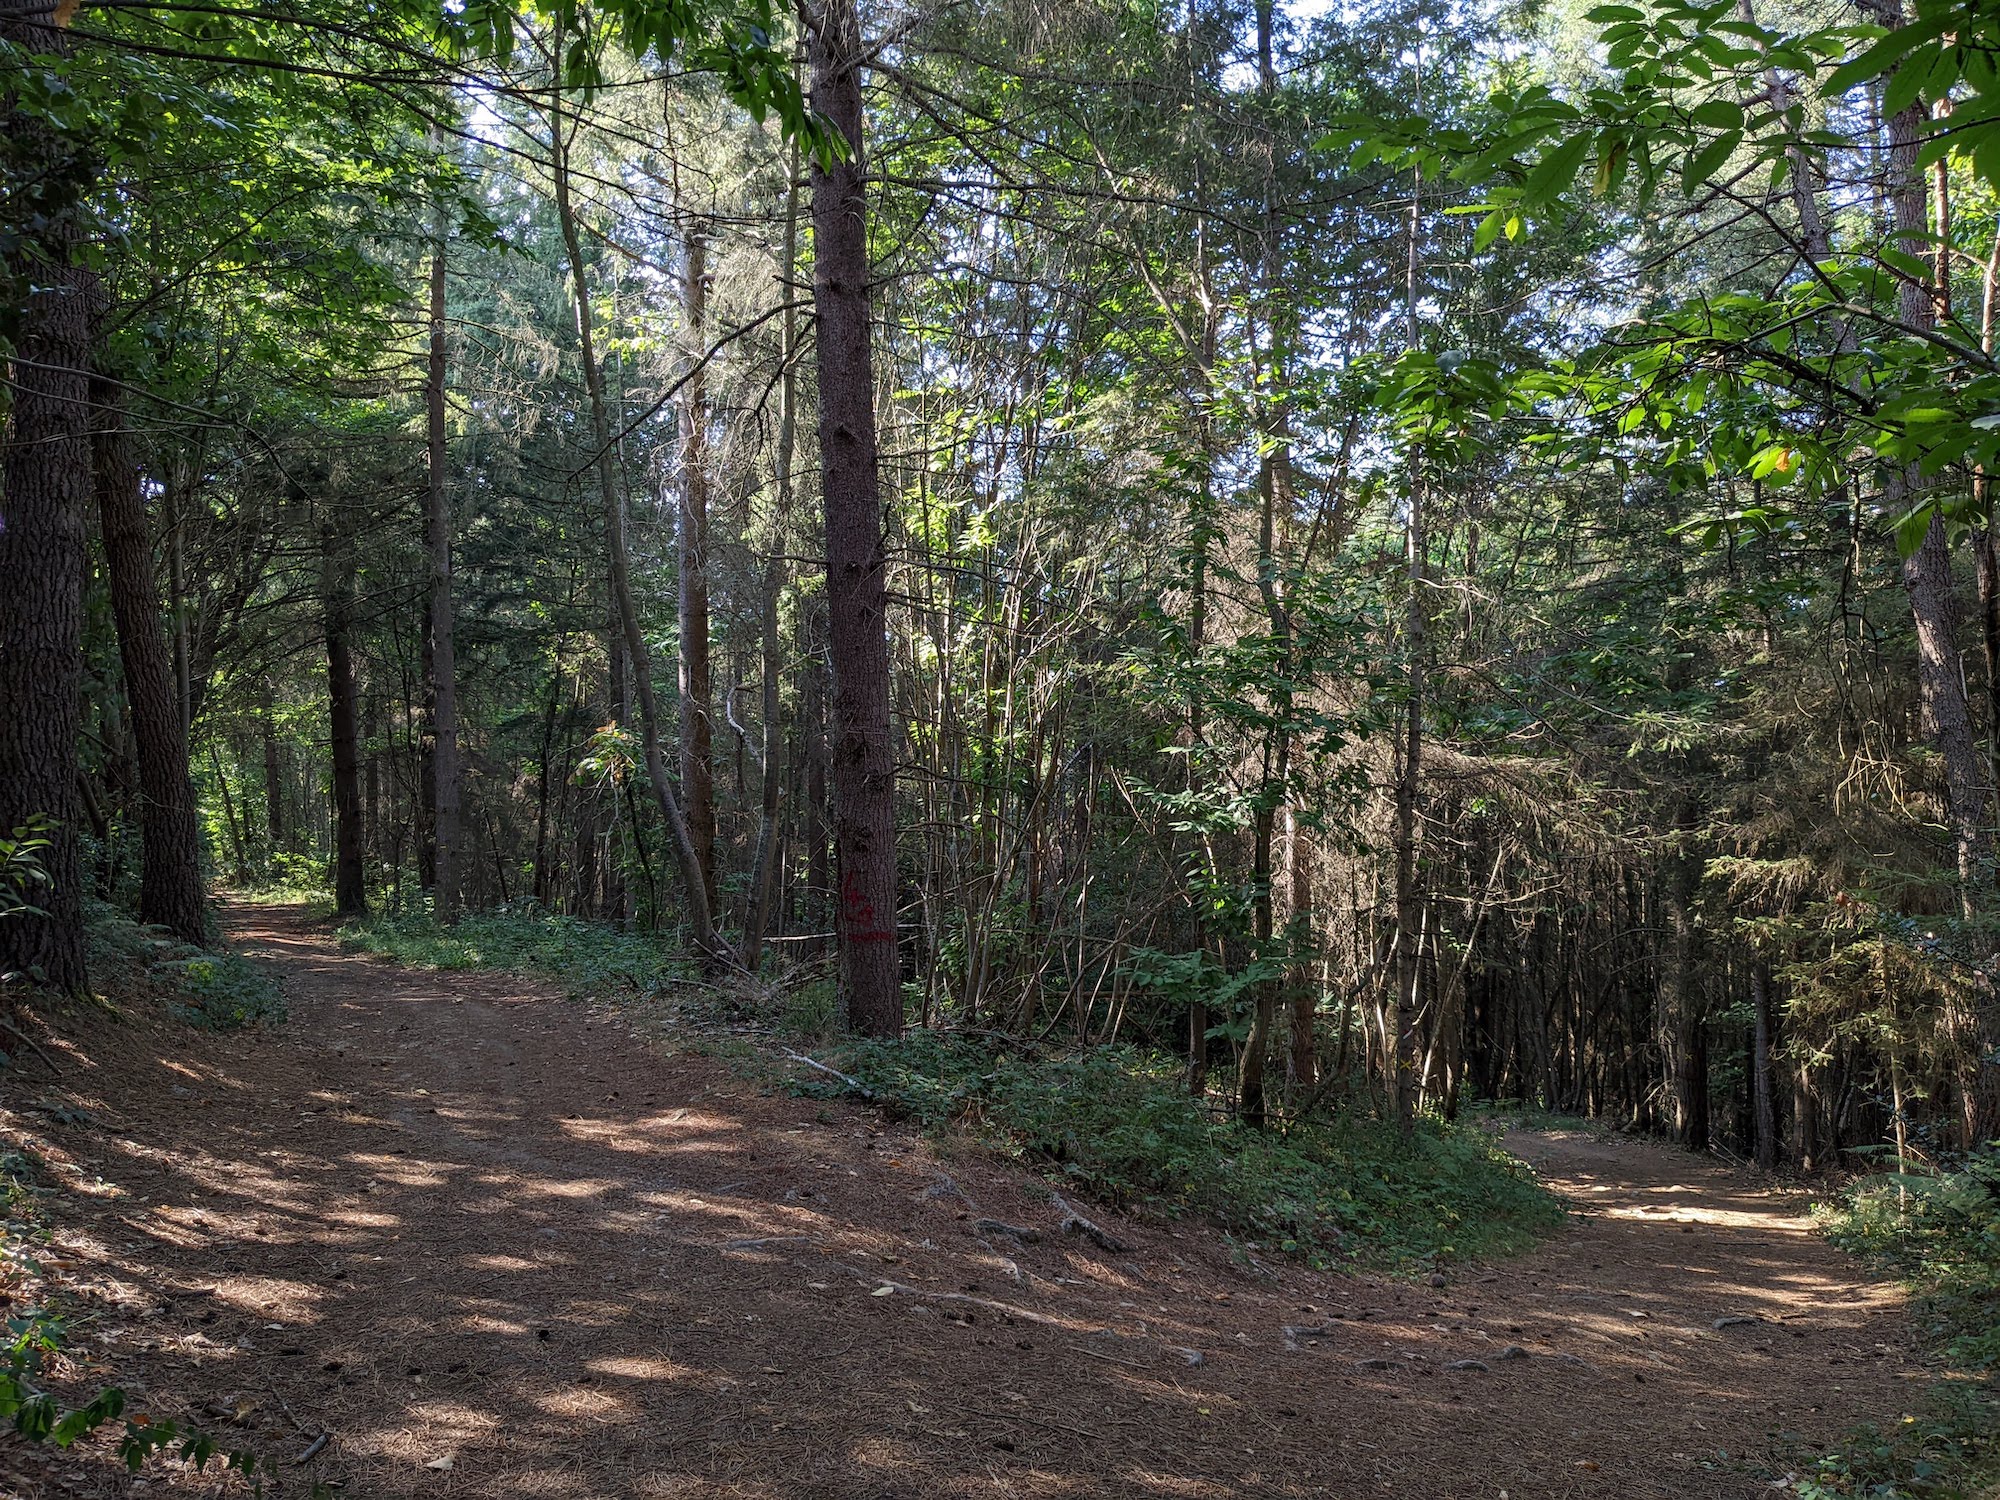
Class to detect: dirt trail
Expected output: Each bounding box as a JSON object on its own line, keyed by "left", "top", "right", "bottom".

{"left": 1, "top": 905, "right": 1923, "bottom": 1499}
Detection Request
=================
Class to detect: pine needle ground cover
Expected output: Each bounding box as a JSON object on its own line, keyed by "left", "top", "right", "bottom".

{"left": 339, "top": 909, "right": 1562, "bottom": 1272}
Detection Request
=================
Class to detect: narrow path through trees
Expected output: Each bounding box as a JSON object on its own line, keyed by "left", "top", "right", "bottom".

{"left": 1, "top": 907, "right": 1924, "bottom": 1499}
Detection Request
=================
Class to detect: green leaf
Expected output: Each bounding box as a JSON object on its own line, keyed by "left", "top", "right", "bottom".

{"left": 1690, "top": 98, "right": 1745, "bottom": 130}
{"left": 1682, "top": 129, "right": 1742, "bottom": 189}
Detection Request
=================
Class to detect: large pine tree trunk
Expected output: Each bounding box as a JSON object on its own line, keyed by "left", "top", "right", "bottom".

{"left": 0, "top": 24, "right": 91, "bottom": 991}
{"left": 92, "top": 378, "right": 206, "bottom": 943}
{"left": 809, "top": 0, "right": 902, "bottom": 1037}
{"left": 425, "top": 221, "right": 462, "bottom": 923}
{"left": 322, "top": 520, "right": 368, "bottom": 917}
{"left": 678, "top": 226, "right": 718, "bottom": 917}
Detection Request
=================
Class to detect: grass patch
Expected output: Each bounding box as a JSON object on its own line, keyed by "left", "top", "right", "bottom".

{"left": 1797, "top": 1151, "right": 2000, "bottom": 1497}
{"left": 808, "top": 1032, "right": 1566, "bottom": 1271}
{"left": 337, "top": 907, "right": 697, "bottom": 999}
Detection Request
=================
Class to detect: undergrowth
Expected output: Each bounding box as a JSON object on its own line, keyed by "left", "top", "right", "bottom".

{"left": 806, "top": 1032, "right": 1566, "bottom": 1271}
{"left": 1795, "top": 1150, "right": 2000, "bottom": 1497}
{"left": 337, "top": 906, "right": 698, "bottom": 999}
{"left": 80, "top": 904, "right": 284, "bottom": 1031}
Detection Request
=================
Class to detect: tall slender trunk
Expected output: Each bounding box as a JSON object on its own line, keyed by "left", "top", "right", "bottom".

{"left": 1751, "top": 963, "right": 1778, "bottom": 1170}
{"left": 0, "top": 17, "right": 91, "bottom": 991}
{"left": 322, "top": 518, "right": 368, "bottom": 917}
{"left": 1244, "top": 0, "right": 1312, "bottom": 1118}
{"left": 678, "top": 224, "right": 718, "bottom": 915}
{"left": 548, "top": 82, "right": 722, "bottom": 959}
{"left": 533, "top": 678, "right": 559, "bottom": 905}
{"left": 92, "top": 377, "right": 206, "bottom": 942}
{"left": 425, "top": 199, "right": 462, "bottom": 923}
{"left": 1181, "top": 0, "right": 1220, "bottom": 1092}
{"left": 742, "top": 166, "right": 801, "bottom": 971}
{"left": 1392, "top": 65, "right": 1427, "bottom": 1133}
{"left": 809, "top": 0, "right": 901, "bottom": 1036}
{"left": 261, "top": 676, "right": 284, "bottom": 854}
{"left": 1974, "top": 228, "right": 2000, "bottom": 797}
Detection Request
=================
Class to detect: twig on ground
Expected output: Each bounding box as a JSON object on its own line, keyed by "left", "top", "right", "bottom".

{"left": 294, "top": 1433, "right": 330, "bottom": 1465}
{"left": 265, "top": 1386, "right": 312, "bottom": 1435}
{"left": 1066, "top": 1341, "right": 1147, "bottom": 1369}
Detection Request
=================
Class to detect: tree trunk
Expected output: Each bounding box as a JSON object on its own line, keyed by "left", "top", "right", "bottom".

{"left": 260, "top": 676, "right": 284, "bottom": 854}
{"left": 547, "top": 81, "right": 722, "bottom": 959}
{"left": 92, "top": 378, "right": 206, "bottom": 942}
{"left": 425, "top": 207, "right": 462, "bottom": 923}
{"left": 1662, "top": 885, "right": 1707, "bottom": 1148}
{"left": 0, "top": 28, "right": 91, "bottom": 991}
{"left": 741, "top": 163, "right": 802, "bottom": 973}
{"left": 678, "top": 225, "right": 718, "bottom": 916}
{"left": 322, "top": 520, "right": 368, "bottom": 918}
{"left": 809, "top": 0, "right": 902, "bottom": 1037}
{"left": 1751, "top": 963, "right": 1779, "bottom": 1170}
{"left": 1883, "top": 80, "right": 2000, "bottom": 1140}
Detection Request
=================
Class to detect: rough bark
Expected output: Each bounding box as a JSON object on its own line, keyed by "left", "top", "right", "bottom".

{"left": 809, "top": 0, "right": 902, "bottom": 1037}
{"left": 425, "top": 215, "right": 462, "bottom": 923}
{"left": 1751, "top": 963, "right": 1778, "bottom": 1170}
{"left": 92, "top": 377, "right": 206, "bottom": 942}
{"left": 0, "top": 12, "right": 92, "bottom": 990}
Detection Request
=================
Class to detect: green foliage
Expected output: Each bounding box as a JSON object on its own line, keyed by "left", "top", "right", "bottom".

{"left": 1799, "top": 1154, "right": 2000, "bottom": 1496}
{"left": 1788, "top": 1387, "right": 1997, "bottom": 1499}
{"left": 1823, "top": 1151, "right": 2000, "bottom": 1371}
{"left": 338, "top": 906, "right": 697, "bottom": 998}
{"left": 149, "top": 952, "right": 286, "bottom": 1032}
{"left": 810, "top": 1034, "right": 1566, "bottom": 1270}
{"left": 79, "top": 905, "right": 284, "bottom": 1032}
{"left": 2, "top": 1312, "right": 261, "bottom": 1479}
{"left": 0, "top": 818, "right": 54, "bottom": 927}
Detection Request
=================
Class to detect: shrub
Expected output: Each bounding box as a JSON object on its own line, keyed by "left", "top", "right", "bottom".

{"left": 811, "top": 1032, "right": 1565, "bottom": 1270}
{"left": 1802, "top": 1149, "right": 2000, "bottom": 1496}
{"left": 338, "top": 906, "right": 696, "bottom": 999}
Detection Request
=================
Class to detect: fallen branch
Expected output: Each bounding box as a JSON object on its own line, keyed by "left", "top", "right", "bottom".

{"left": 0, "top": 1017, "right": 61, "bottom": 1077}
{"left": 781, "top": 1049, "right": 877, "bottom": 1101}
{"left": 820, "top": 1259, "right": 1076, "bottom": 1329}
{"left": 1051, "top": 1192, "right": 1130, "bottom": 1253}
{"left": 294, "top": 1433, "right": 330, "bottom": 1465}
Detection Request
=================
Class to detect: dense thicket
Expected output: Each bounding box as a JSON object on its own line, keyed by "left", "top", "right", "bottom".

{"left": 5, "top": 0, "right": 2000, "bottom": 1173}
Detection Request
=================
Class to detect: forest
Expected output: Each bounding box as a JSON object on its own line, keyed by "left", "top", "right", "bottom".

{"left": 4, "top": 0, "right": 2000, "bottom": 1491}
